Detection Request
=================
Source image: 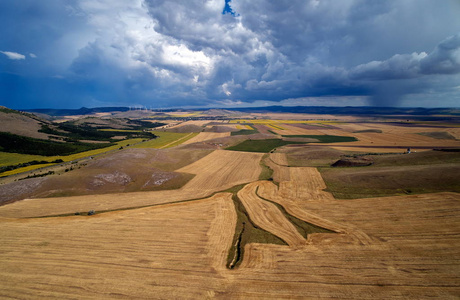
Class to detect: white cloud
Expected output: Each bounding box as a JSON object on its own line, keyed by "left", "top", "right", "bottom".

{"left": 3, "top": 0, "right": 460, "bottom": 108}
{"left": 1, "top": 51, "right": 26, "bottom": 60}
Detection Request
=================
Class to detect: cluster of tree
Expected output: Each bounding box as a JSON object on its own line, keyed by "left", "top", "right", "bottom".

{"left": 0, "top": 159, "right": 64, "bottom": 173}
{"left": 0, "top": 132, "right": 113, "bottom": 156}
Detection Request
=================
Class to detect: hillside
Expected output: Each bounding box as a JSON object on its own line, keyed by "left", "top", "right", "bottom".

{"left": 0, "top": 106, "right": 51, "bottom": 140}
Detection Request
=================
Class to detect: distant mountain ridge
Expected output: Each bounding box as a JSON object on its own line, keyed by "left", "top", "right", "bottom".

{"left": 22, "top": 106, "right": 460, "bottom": 117}
{"left": 24, "top": 107, "right": 129, "bottom": 116}
{"left": 226, "top": 106, "right": 460, "bottom": 116}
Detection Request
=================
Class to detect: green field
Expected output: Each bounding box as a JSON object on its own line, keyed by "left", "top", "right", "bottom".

{"left": 231, "top": 129, "right": 259, "bottom": 136}
{"left": 226, "top": 139, "right": 304, "bottom": 153}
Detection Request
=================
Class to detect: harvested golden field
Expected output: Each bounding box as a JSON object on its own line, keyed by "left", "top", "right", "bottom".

{"left": 1, "top": 166, "right": 459, "bottom": 298}
{"left": 0, "top": 194, "right": 237, "bottom": 299}
{"left": 181, "top": 132, "right": 230, "bottom": 144}
{"left": 266, "top": 152, "right": 290, "bottom": 182}
{"left": 177, "top": 150, "right": 263, "bottom": 194}
{"left": 325, "top": 122, "right": 460, "bottom": 149}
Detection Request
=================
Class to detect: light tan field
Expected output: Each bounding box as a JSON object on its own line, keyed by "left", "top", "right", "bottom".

{"left": 181, "top": 132, "right": 230, "bottom": 144}
{"left": 167, "top": 120, "right": 210, "bottom": 128}
{"left": 266, "top": 152, "right": 290, "bottom": 182}
{"left": 0, "top": 150, "right": 263, "bottom": 218}
{"left": 2, "top": 160, "right": 458, "bottom": 298}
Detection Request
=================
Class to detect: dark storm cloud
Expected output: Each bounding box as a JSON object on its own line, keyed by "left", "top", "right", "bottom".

{"left": 1, "top": 0, "right": 459, "bottom": 108}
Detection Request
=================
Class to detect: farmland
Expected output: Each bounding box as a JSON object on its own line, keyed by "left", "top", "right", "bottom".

{"left": 0, "top": 107, "right": 459, "bottom": 298}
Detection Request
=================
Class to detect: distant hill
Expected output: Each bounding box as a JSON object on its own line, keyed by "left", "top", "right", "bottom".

{"left": 24, "top": 107, "right": 129, "bottom": 116}
{"left": 225, "top": 106, "right": 460, "bottom": 116}
{"left": 21, "top": 105, "right": 460, "bottom": 118}
{"left": 0, "top": 106, "right": 51, "bottom": 140}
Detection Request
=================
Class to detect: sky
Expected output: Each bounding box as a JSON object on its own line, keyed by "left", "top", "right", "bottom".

{"left": 1, "top": 0, "right": 460, "bottom": 109}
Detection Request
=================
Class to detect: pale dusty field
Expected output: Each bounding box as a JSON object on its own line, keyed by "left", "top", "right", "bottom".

{"left": 181, "top": 132, "right": 230, "bottom": 145}
{"left": 0, "top": 150, "right": 263, "bottom": 218}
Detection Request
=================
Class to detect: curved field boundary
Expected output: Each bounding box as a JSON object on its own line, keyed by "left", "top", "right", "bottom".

{"left": 237, "top": 182, "right": 306, "bottom": 248}
{"left": 265, "top": 153, "right": 290, "bottom": 182}
{"left": 205, "top": 193, "right": 237, "bottom": 273}
{"left": 257, "top": 180, "right": 375, "bottom": 245}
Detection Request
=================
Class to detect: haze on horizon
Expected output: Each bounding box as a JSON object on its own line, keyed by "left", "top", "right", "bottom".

{"left": 1, "top": 0, "right": 460, "bottom": 109}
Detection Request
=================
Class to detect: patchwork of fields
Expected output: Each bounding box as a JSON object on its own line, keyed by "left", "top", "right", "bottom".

{"left": 0, "top": 112, "right": 459, "bottom": 298}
